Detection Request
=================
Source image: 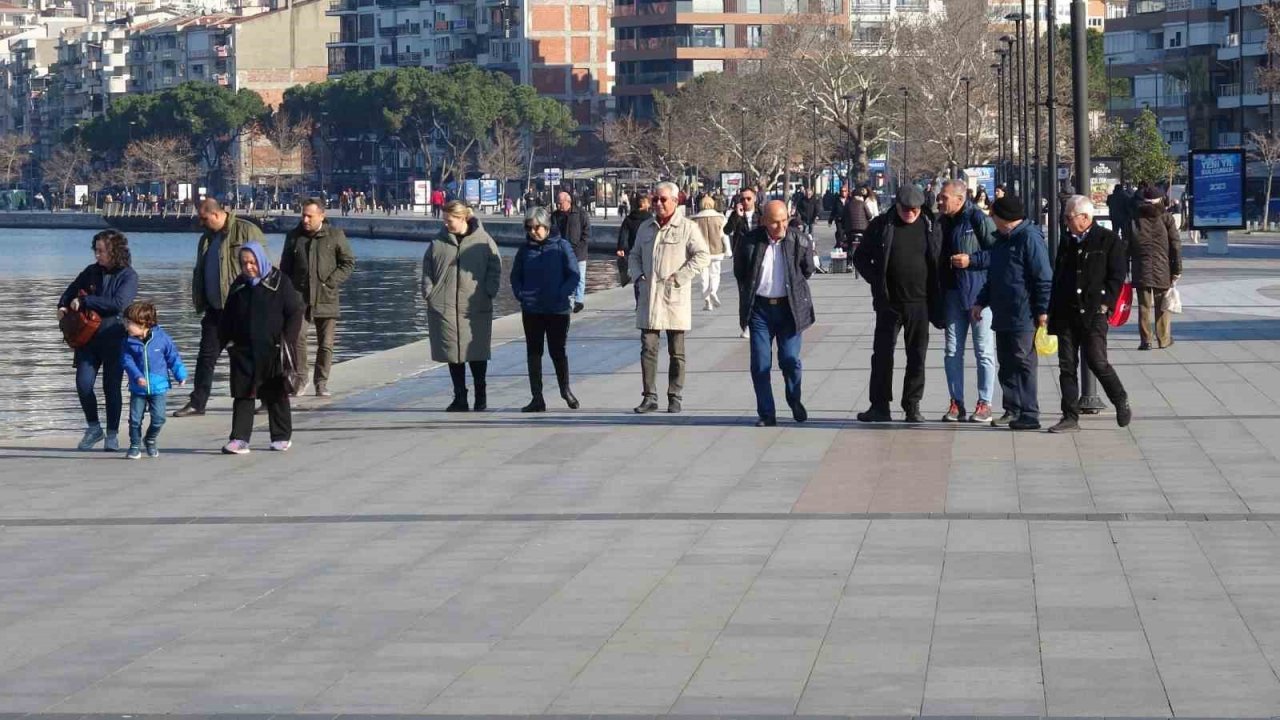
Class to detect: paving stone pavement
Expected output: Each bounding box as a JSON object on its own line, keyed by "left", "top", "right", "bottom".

{"left": 4, "top": 228, "right": 1280, "bottom": 717}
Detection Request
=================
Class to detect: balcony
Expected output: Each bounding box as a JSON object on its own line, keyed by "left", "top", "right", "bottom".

{"left": 850, "top": 0, "right": 890, "bottom": 11}
{"left": 616, "top": 70, "right": 695, "bottom": 87}
{"left": 379, "top": 23, "right": 420, "bottom": 36}
{"left": 328, "top": 31, "right": 360, "bottom": 44}
{"left": 1218, "top": 28, "right": 1268, "bottom": 60}
{"left": 615, "top": 35, "right": 725, "bottom": 53}
{"left": 327, "top": 0, "right": 359, "bottom": 11}
{"left": 451, "top": 19, "right": 475, "bottom": 30}
{"left": 375, "top": 0, "right": 419, "bottom": 7}
{"left": 896, "top": 0, "right": 927, "bottom": 10}
{"left": 1128, "top": 0, "right": 1213, "bottom": 12}
{"left": 1218, "top": 132, "right": 1242, "bottom": 146}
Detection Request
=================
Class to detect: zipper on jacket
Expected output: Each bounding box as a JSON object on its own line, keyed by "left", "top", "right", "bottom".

{"left": 142, "top": 334, "right": 151, "bottom": 395}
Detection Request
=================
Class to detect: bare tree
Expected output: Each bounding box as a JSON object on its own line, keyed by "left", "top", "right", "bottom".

{"left": 598, "top": 114, "right": 664, "bottom": 180}
{"left": 124, "top": 137, "right": 197, "bottom": 199}
{"left": 257, "top": 111, "right": 315, "bottom": 200}
{"left": 477, "top": 123, "right": 522, "bottom": 198}
{"left": 1249, "top": 130, "right": 1280, "bottom": 230}
{"left": 40, "top": 142, "right": 91, "bottom": 207}
{"left": 0, "top": 134, "right": 32, "bottom": 188}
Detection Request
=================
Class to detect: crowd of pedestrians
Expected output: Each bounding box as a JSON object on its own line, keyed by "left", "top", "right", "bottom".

{"left": 58, "top": 176, "right": 1177, "bottom": 459}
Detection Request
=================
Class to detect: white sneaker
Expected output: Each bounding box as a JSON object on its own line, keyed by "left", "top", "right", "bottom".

{"left": 739, "top": 328, "right": 750, "bottom": 339}
{"left": 269, "top": 440, "right": 292, "bottom": 452}
{"left": 711, "top": 295, "right": 721, "bottom": 308}
{"left": 221, "top": 440, "right": 250, "bottom": 455}
{"left": 703, "top": 299, "right": 713, "bottom": 311}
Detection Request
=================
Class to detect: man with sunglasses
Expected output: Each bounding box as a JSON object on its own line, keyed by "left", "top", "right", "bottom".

{"left": 724, "top": 188, "right": 761, "bottom": 339}
{"left": 628, "top": 181, "right": 709, "bottom": 414}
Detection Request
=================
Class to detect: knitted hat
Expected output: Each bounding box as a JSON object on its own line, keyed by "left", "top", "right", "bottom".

{"left": 991, "top": 195, "right": 1026, "bottom": 221}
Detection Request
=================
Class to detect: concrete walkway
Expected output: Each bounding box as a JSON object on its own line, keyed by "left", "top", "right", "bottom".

{"left": 4, "top": 228, "right": 1280, "bottom": 717}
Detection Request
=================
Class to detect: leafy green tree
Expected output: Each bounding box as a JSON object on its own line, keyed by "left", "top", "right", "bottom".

{"left": 1111, "top": 109, "right": 1175, "bottom": 185}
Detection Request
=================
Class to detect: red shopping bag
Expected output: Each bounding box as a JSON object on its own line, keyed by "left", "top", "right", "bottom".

{"left": 1109, "top": 282, "right": 1133, "bottom": 327}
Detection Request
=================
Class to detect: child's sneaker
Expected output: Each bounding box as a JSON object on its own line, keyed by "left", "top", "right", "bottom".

{"left": 125, "top": 446, "right": 142, "bottom": 460}
{"left": 145, "top": 443, "right": 159, "bottom": 458}
{"left": 221, "top": 440, "right": 250, "bottom": 455}
{"left": 77, "top": 425, "right": 104, "bottom": 450}
{"left": 269, "top": 440, "right": 292, "bottom": 452}
{"left": 104, "top": 434, "right": 119, "bottom": 452}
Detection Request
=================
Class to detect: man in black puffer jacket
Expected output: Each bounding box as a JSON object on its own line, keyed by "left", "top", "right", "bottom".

{"left": 616, "top": 195, "right": 652, "bottom": 288}
{"left": 551, "top": 190, "right": 591, "bottom": 313}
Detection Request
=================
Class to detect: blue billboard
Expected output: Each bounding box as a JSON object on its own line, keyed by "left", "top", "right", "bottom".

{"left": 1189, "top": 150, "right": 1245, "bottom": 230}
{"left": 964, "top": 166, "right": 996, "bottom": 200}
{"left": 463, "top": 179, "right": 481, "bottom": 204}
{"left": 480, "top": 178, "right": 500, "bottom": 204}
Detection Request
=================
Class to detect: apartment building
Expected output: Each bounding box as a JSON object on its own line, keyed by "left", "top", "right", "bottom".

{"left": 0, "top": 17, "right": 87, "bottom": 136}
{"left": 1104, "top": 0, "right": 1235, "bottom": 162}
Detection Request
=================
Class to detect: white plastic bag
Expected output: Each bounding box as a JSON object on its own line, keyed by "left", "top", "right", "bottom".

{"left": 1165, "top": 285, "right": 1183, "bottom": 314}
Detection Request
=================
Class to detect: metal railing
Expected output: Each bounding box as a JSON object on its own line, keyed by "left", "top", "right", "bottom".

{"left": 615, "top": 35, "right": 725, "bottom": 51}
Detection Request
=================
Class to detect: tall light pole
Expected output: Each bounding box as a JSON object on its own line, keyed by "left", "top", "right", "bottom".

{"left": 736, "top": 104, "right": 748, "bottom": 188}
{"left": 962, "top": 75, "right": 971, "bottom": 176}
{"left": 900, "top": 86, "right": 910, "bottom": 189}
{"left": 1031, "top": 0, "right": 1042, "bottom": 224}
{"left": 842, "top": 91, "right": 861, "bottom": 188}
{"left": 1047, "top": 0, "right": 1059, "bottom": 261}
{"left": 1005, "top": 13, "right": 1029, "bottom": 199}
{"left": 1000, "top": 36, "right": 1016, "bottom": 191}
{"left": 809, "top": 101, "right": 819, "bottom": 190}
{"left": 1072, "top": 0, "right": 1104, "bottom": 413}
{"left": 993, "top": 62, "right": 1004, "bottom": 186}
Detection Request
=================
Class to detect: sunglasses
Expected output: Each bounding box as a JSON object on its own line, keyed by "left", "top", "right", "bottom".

{"left": 524, "top": 223, "right": 539, "bottom": 230}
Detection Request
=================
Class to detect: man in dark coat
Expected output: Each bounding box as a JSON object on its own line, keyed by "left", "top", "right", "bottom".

{"left": 551, "top": 190, "right": 591, "bottom": 313}
{"left": 1106, "top": 184, "right": 1131, "bottom": 235}
{"left": 852, "top": 185, "right": 944, "bottom": 423}
{"left": 724, "top": 187, "right": 763, "bottom": 337}
{"left": 953, "top": 195, "right": 1053, "bottom": 431}
{"left": 279, "top": 198, "right": 357, "bottom": 397}
{"left": 615, "top": 195, "right": 653, "bottom": 287}
{"left": 1046, "top": 195, "right": 1132, "bottom": 433}
{"left": 734, "top": 200, "right": 816, "bottom": 426}
{"left": 796, "top": 187, "right": 820, "bottom": 236}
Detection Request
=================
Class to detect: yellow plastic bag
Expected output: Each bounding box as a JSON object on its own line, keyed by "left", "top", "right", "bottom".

{"left": 1034, "top": 325, "right": 1058, "bottom": 356}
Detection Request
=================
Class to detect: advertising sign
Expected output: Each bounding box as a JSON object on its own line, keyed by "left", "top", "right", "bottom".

{"left": 963, "top": 166, "right": 996, "bottom": 200}
{"left": 1088, "top": 157, "right": 1122, "bottom": 206}
{"left": 177, "top": 183, "right": 192, "bottom": 202}
{"left": 720, "top": 171, "right": 744, "bottom": 196}
{"left": 73, "top": 184, "right": 89, "bottom": 205}
{"left": 463, "top": 179, "right": 481, "bottom": 204}
{"left": 413, "top": 180, "right": 429, "bottom": 213}
{"left": 1189, "top": 150, "right": 1245, "bottom": 230}
{"left": 543, "top": 167, "right": 563, "bottom": 185}
{"left": 480, "top": 178, "right": 500, "bottom": 205}
{"left": 868, "top": 159, "right": 887, "bottom": 172}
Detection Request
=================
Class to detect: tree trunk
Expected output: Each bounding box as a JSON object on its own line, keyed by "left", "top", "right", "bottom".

{"left": 1265, "top": 168, "right": 1275, "bottom": 230}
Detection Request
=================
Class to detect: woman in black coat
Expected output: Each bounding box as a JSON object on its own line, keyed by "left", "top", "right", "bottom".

{"left": 218, "top": 241, "right": 303, "bottom": 454}
{"left": 58, "top": 230, "right": 139, "bottom": 451}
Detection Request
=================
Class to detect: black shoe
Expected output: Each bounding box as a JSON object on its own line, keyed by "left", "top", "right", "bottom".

{"left": 521, "top": 397, "right": 546, "bottom": 413}
{"left": 446, "top": 393, "right": 469, "bottom": 412}
{"left": 667, "top": 398, "right": 682, "bottom": 414}
{"left": 1009, "top": 417, "right": 1042, "bottom": 431}
{"left": 561, "top": 389, "right": 579, "bottom": 409}
{"left": 1048, "top": 418, "right": 1080, "bottom": 433}
{"left": 473, "top": 387, "right": 487, "bottom": 412}
{"left": 792, "top": 402, "right": 808, "bottom": 423}
{"left": 903, "top": 407, "right": 925, "bottom": 424}
{"left": 1137, "top": 342, "right": 1151, "bottom": 351}
{"left": 573, "top": 302, "right": 584, "bottom": 314}
{"left": 1116, "top": 401, "right": 1132, "bottom": 428}
{"left": 633, "top": 398, "right": 659, "bottom": 414}
{"left": 172, "top": 402, "right": 204, "bottom": 418}
{"left": 992, "top": 411, "right": 1018, "bottom": 427}
{"left": 755, "top": 416, "right": 777, "bottom": 427}
{"left": 857, "top": 407, "right": 892, "bottom": 423}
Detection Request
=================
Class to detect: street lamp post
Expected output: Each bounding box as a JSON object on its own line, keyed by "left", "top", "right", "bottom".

{"left": 737, "top": 104, "right": 748, "bottom": 188}
{"left": 962, "top": 75, "right": 971, "bottom": 177}
{"left": 1047, "top": 0, "right": 1059, "bottom": 261}
{"left": 996, "top": 47, "right": 1010, "bottom": 188}
{"left": 1000, "top": 36, "right": 1016, "bottom": 191}
{"left": 900, "top": 86, "right": 909, "bottom": 189}
{"left": 842, "top": 92, "right": 860, "bottom": 188}
{"left": 809, "top": 101, "right": 819, "bottom": 191}
{"left": 1004, "top": 13, "right": 1030, "bottom": 200}
{"left": 1032, "top": 0, "right": 1042, "bottom": 225}
{"left": 993, "top": 62, "right": 1004, "bottom": 186}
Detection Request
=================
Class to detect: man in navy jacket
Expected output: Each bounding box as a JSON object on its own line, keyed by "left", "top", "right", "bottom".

{"left": 952, "top": 195, "right": 1052, "bottom": 430}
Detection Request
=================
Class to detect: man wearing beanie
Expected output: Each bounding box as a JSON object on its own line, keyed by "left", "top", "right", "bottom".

{"left": 952, "top": 194, "right": 1052, "bottom": 430}
{"left": 852, "top": 184, "right": 944, "bottom": 423}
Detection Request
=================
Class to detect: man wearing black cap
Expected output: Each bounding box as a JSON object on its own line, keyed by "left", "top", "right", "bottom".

{"left": 952, "top": 195, "right": 1053, "bottom": 430}
{"left": 852, "top": 185, "right": 943, "bottom": 423}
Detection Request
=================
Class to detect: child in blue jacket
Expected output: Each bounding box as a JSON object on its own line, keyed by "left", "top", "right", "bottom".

{"left": 121, "top": 300, "right": 187, "bottom": 458}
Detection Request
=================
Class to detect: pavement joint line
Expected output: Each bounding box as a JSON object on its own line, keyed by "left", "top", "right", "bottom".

{"left": 2, "top": 512, "right": 1278, "bottom": 527}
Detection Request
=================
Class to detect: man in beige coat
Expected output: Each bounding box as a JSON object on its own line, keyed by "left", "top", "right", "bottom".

{"left": 628, "top": 181, "right": 710, "bottom": 414}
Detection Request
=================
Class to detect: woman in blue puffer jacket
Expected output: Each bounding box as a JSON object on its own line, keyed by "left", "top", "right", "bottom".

{"left": 510, "top": 206, "right": 581, "bottom": 413}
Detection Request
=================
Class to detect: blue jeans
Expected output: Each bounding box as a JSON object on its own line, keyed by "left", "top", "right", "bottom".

{"left": 128, "top": 393, "right": 167, "bottom": 447}
{"left": 749, "top": 297, "right": 802, "bottom": 419}
{"left": 575, "top": 260, "right": 587, "bottom": 304}
{"left": 75, "top": 326, "right": 125, "bottom": 432}
{"left": 943, "top": 289, "right": 995, "bottom": 406}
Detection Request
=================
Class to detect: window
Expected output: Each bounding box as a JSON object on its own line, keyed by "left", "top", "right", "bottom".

{"left": 743, "top": 0, "right": 761, "bottom": 12}
{"left": 192, "top": 63, "right": 204, "bottom": 76}
{"left": 691, "top": 0, "right": 724, "bottom": 10}
{"left": 1167, "top": 129, "right": 1185, "bottom": 143}
{"left": 1147, "top": 31, "right": 1163, "bottom": 49}
{"left": 746, "top": 24, "right": 763, "bottom": 47}
{"left": 690, "top": 25, "right": 725, "bottom": 47}
{"left": 1168, "top": 30, "right": 1182, "bottom": 47}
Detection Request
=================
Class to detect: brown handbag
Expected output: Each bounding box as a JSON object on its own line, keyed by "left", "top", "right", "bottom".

{"left": 59, "top": 291, "right": 101, "bottom": 349}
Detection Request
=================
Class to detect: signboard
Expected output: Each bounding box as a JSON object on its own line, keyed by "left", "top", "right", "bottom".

{"left": 1088, "top": 157, "right": 1122, "bottom": 206}
{"left": 480, "top": 178, "right": 500, "bottom": 205}
{"left": 543, "top": 167, "right": 562, "bottom": 185}
{"left": 963, "top": 166, "right": 996, "bottom": 200}
{"left": 868, "top": 159, "right": 887, "bottom": 172}
{"left": 177, "top": 183, "right": 192, "bottom": 201}
{"left": 1189, "top": 149, "right": 1245, "bottom": 230}
{"left": 73, "top": 184, "right": 89, "bottom": 205}
{"left": 413, "top": 180, "right": 429, "bottom": 213}
{"left": 1057, "top": 165, "right": 1070, "bottom": 181}
{"left": 720, "top": 171, "right": 744, "bottom": 196}
{"left": 463, "top": 178, "right": 481, "bottom": 204}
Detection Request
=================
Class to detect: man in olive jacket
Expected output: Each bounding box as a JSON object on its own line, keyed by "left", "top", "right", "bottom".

{"left": 280, "top": 198, "right": 357, "bottom": 397}
{"left": 175, "top": 198, "right": 267, "bottom": 417}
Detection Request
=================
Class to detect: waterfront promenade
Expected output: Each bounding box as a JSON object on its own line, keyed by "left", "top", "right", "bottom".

{"left": 3, "top": 231, "right": 1280, "bottom": 716}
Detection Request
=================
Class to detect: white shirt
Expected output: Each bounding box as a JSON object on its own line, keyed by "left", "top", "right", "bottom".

{"left": 740, "top": 207, "right": 755, "bottom": 230}
{"left": 756, "top": 235, "right": 788, "bottom": 298}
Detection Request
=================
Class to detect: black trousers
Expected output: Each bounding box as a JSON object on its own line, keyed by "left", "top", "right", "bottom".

{"left": 189, "top": 308, "right": 224, "bottom": 411}
{"left": 230, "top": 376, "right": 291, "bottom": 442}
{"left": 869, "top": 302, "right": 929, "bottom": 410}
{"left": 1057, "top": 312, "right": 1128, "bottom": 421}
{"left": 996, "top": 330, "right": 1038, "bottom": 421}
{"left": 522, "top": 312, "right": 570, "bottom": 396}
{"left": 448, "top": 361, "right": 487, "bottom": 393}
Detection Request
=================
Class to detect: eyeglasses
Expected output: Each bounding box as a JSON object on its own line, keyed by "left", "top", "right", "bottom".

{"left": 654, "top": 196, "right": 676, "bottom": 204}
{"left": 524, "top": 223, "right": 539, "bottom": 230}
